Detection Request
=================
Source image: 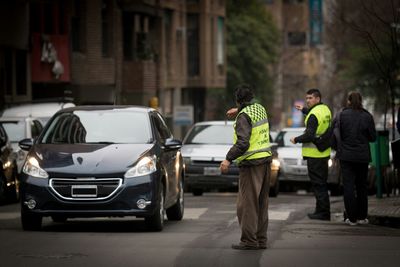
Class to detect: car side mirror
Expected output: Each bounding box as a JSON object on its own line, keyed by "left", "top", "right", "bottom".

{"left": 165, "top": 138, "right": 182, "bottom": 150}
{"left": 19, "top": 138, "right": 34, "bottom": 151}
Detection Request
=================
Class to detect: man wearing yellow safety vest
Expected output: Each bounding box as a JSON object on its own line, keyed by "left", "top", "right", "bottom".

{"left": 220, "top": 84, "right": 272, "bottom": 250}
{"left": 290, "top": 88, "right": 332, "bottom": 221}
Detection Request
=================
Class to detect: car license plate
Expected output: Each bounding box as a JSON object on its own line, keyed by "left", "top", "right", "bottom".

{"left": 71, "top": 185, "right": 98, "bottom": 197}
{"left": 204, "top": 167, "right": 221, "bottom": 176}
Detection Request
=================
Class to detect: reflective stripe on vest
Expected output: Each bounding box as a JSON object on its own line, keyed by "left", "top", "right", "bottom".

{"left": 233, "top": 103, "right": 272, "bottom": 163}
{"left": 302, "top": 104, "right": 332, "bottom": 158}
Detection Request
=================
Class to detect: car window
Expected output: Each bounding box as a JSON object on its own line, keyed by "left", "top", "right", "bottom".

{"left": 31, "top": 120, "right": 43, "bottom": 138}
{"left": 152, "top": 112, "right": 172, "bottom": 140}
{"left": 40, "top": 110, "right": 152, "bottom": 144}
{"left": 275, "top": 130, "right": 303, "bottom": 147}
{"left": 0, "top": 125, "right": 8, "bottom": 144}
{"left": 0, "top": 121, "right": 25, "bottom": 142}
{"left": 184, "top": 125, "right": 234, "bottom": 145}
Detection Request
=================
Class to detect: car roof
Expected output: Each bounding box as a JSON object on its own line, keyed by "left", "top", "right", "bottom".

{"left": 57, "top": 105, "right": 156, "bottom": 113}
{"left": 1, "top": 102, "right": 75, "bottom": 118}
{"left": 191, "top": 120, "right": 234, "bottom": 126}
{"left": 0, "top": 116, "right": 39, "bottom": 122}
{"left": 280, "top": 127, "right": 305, "bottom": 132}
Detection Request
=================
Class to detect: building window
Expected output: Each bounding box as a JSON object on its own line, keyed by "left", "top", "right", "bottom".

{"left": 123, "top": 13, "right": 155, "bottom": 61}
{"left": 287, "top": 32, "right": 306, "bottom": 46}
{"left": 71, "top": 0, "right": 86, "bottom": 52}
{"left": 101, "top": 0, "right": 113, "bottom": 57}
{"left": 163, "top": 9, "right": 173, "bottom": 76}
{"left": 217, "top": 17, "right": 225, "bottom": 74}
{"left": 187, "top": 14, "right": 200, "bottom": 77}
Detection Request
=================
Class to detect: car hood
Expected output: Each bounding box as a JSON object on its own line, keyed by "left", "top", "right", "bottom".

{"left": 30, "top": 143, "right": 154, "bottom": 175}
{"left": 277, "top": 146, "right": 302, "bottom": 159}
{"left": 181, "top": 144, "right": 231, "bottom": 161}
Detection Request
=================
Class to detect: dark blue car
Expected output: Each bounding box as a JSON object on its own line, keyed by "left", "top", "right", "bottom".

{"left": 18, "top": 106, "right": 184, "bottom": 231}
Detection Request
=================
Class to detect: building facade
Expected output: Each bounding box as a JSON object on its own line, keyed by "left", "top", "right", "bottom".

{"left": 265, "top": 0, "right": 332, "bottom": 128}
{"left": 0, "top": 0, "right": 226, "bottom": 138}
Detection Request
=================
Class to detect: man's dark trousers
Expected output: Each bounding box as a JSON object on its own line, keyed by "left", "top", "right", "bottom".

{"left": 307, "top": 157, "right": 330, "bottom": 215}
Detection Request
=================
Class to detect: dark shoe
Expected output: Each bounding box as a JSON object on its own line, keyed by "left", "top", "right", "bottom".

{"left": 231, "top": 243, "right": 259, "bottom": 250}
{"left": 307, "top": 212, "right": 330, "bottom": 221}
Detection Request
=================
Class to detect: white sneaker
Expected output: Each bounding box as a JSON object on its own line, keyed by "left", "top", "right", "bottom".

{"left": 357, "top": 219, "right": 369, "bottom": 225}
{"left": 345, "top": 219, "right": 357, "bottom": 226}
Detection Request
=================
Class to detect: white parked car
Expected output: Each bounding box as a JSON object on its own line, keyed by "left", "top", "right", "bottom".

{"left": 1, "top": 102, "right": 75, "bottom": 126}
{"left": 275, "top": 127, "right": 341, "bottom": 194}
{"left": 0, "top": 117, "right": 43, "bottom": 173}
{"left": 0, "top": 102, "right": 75, "bottom": 173}
{"left": 181, "top": 121, "right": 280, "bottom": 196}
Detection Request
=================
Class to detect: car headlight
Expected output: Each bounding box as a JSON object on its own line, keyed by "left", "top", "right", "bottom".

{"left": 23, "top": 157, "right": 49, "bottom": 178}
{"left": 328, "top": 159, "right": 333, "bottom": 168}
{"left": 124, "top": 155, "right": 157, "bottom": 178}
{"left": 271, "top": 158, "right": 280, "bottom": 170}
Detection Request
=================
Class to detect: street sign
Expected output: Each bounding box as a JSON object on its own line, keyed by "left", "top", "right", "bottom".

{"left": 173, "top": 105, "right": 194, "bottom": 125}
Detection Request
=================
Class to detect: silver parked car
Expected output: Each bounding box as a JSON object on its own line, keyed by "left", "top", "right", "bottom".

{"left": 275, "top": 127, "right": 341, "bottom": 194}
{"left": 181, "top": 121, "right": 280, "bottom": 196}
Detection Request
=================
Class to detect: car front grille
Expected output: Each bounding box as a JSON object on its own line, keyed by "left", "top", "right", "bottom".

{"left": 49, "top": 178, "right": 122, "bottom": 201}
{"left": 282, "top": 158, "right": 307, "bottom": 166}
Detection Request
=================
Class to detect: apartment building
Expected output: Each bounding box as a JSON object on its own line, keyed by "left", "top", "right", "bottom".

{"left": 265, "top": 0, "right": 331, "bottom": 128}
{"left": 0, "top": 0, "right": 226, "bottom": 136}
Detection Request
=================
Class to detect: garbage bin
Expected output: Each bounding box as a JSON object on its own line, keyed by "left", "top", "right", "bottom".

{"left": 369, "top": 130, "right": 390, "bottom": 198}
{"left": 369, "top": 130, "right": 390, "bottom": 167}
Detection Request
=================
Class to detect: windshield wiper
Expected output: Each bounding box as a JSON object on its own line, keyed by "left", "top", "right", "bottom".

{"left": 86, "top": 141, "right": 115, "bottom": 144}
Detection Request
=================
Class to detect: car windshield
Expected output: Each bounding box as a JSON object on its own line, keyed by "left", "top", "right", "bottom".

{"left": 275, "top": 130, "right": 303, "bottom": 147}
{"left": 0, "top": 121, "right": 25, "bottom": 142}
{"left": 40, "top": 110, "right": 152, "bottom": 144}
{"left": 184, "top": 124, "right": 234, "bottom": 145}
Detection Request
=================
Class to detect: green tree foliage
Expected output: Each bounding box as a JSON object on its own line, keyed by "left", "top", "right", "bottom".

{"left": 226, "top": 0, "right": 279, "bottom": 108}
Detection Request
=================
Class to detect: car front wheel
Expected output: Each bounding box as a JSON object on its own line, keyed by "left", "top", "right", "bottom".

{"left": 145, "top": 183, "right": 165, "bottom": 231}
{"left": 166, "top": 179, "right": 184, "bottom": 220}
{"left": 21, "top": 208, "right": 42, "bottom": 231}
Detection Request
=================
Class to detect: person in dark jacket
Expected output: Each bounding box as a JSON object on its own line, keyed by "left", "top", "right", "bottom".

{"left": 334, "top": 91, "right": 376, "bottom": 226}
{"left": 220, "top": 84, "right": 272, "bottom": 250}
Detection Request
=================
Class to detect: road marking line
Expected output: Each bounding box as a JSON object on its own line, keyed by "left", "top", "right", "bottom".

{"left": 0, "top": 212, "right": 19, "bottom": 220}
{"left": 184, "top": 208, "right": 208, "bottom": 219}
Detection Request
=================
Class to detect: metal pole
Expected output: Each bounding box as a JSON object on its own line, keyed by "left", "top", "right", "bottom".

{"left": 376, "top": 133, "right": 382, "bottom": 198}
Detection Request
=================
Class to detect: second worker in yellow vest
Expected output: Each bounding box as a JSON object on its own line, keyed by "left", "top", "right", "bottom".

{"left": 290, "top": 88, "right": 332, "bottom": 221}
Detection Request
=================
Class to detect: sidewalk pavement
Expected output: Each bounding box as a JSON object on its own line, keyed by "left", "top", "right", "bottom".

{"left": 331, "top": 194, "right": 400, "bottom": 227}
{"left": 367, "top": 195, "right": 400, "bottom": 226}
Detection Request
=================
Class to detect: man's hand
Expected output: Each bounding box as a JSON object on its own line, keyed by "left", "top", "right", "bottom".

{"left": 290, "top": 137, "right": 296, "bottom": 144}
{"left": 226, "top": 108, "right": 238, "bottom": 119}
{"left": 220, "top": 159, "right": 231, "bottom": 173}
{"left": 295, "top": 104, "right": 303, "bottom": 111}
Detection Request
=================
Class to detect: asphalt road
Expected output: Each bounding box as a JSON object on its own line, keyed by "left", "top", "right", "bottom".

{"left": 1, "top": 192, "right": 400, "bottom": 267}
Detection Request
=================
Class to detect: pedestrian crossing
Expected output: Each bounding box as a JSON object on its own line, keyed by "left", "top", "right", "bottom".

{"left": 0, "top": 209, "right": 293, "bottom": 222}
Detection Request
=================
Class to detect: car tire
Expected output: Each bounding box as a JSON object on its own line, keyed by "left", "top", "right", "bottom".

{"left": 192, "top": 188, "right": 203, "bottom": 196}
{"left": 0, "top": 176, "right": 7, "bottom": 203}
{"left": 166, "top": 179, "right": 184, "bottom": 221}
{"left": 21, "top": 209, "right": 42, "bottom": 231}
{"left": 269, "top": 179, "right": 279, "bottom": 197}
{"left": 51, "top": 215, "right": 67, "bottom": 223}
{"left": 145, "top": 183, "right": 165, "bottom": 231}
{"left": 8, "top": 166, "right": 20, "bottom": 202}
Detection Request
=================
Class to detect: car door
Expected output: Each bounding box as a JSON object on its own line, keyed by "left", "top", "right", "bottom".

{"left": 151, "top": 112, "right": 177, "bottom": 205}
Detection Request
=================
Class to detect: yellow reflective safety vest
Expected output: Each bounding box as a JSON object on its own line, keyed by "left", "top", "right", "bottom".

{"left": 233, "top": 103, "right": 272, "bottom": 164}
{"left": 302, "top": 103, "right": 332, "bottom": 158}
